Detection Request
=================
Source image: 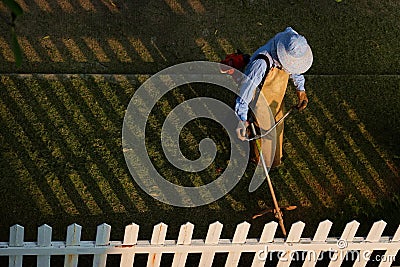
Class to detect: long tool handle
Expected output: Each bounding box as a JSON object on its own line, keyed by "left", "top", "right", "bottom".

{"left": 250, "top": 123, "right": 287, "bottom": 236}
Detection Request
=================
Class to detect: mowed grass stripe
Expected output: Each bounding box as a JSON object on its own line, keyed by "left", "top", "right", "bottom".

{"left": 17, "top": 75, "right": 102, "bottom": 215}
{"left": 284, "top": 128, "right": 336, "bottom": 209}
{"left": 18, "top": 36, "right": 42, "bottom": 62}
{"left": 310, "top": 95, "right": 377, "bottom": 203}
{"left": 1, "top": 76, "right": 81, "bottom": 215}
{"left": 272, "top": 156, "right": 312, "bottom": 208}
{"left": 45, "top": 75, "right": 148, "bottom": 213}
{"left": 3, "top": 74, "right": 125, "bottom": 215}
{"left": 0, "top": 37, "right": 15, "bottom": 62}
{"left": 283, "top": 88, "right": 387, "bottom": 208}
{"left": 0, "top": 99, "right": 54, "bottom": 215}
{"left": 320, "top": 89, "right": 392, "bottom": 194}
{"left": 70, "top": 76, "right": 119, "bottom": 133}
{"left": 292, "top": 108, "right": 345, "bottom": 195}
{"left": 341, "top": 101, "right": 399, "bottom": 181}
{"left": 0, "top": 73, "right": 398, "bottom": 242}
{"left": 92, "top": 75, "right": 126, "bottom": 118}
{"left": 311, "top": 93, "right": 390, "bottom": 196}
{"left": 89, "top": 75, "right": 149, "bottom": 212}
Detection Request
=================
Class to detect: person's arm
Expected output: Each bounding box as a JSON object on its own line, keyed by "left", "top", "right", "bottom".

{"left": 235, "top": 59, "right": 268, "bottom": 140}
{"left": 291, "top": 73, "right": 305, "bottom": 91}
{"left": 290, "top": 73, "right": 308, "bottom": 111}
{"left": 235, "top": 59, "right": 268, "bottom": 121}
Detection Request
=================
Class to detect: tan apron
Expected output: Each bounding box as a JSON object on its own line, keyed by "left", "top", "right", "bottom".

{"left": 250, "top": 67, "right": 289, "bottom": 167}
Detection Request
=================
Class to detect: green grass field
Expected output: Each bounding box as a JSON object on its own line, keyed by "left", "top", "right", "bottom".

{"left": 0, "top": 0, "right": 400, "bottom": 266}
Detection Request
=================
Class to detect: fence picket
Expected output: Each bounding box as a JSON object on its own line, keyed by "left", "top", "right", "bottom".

{"left": 259, "top": 222, "right": 279, "bottom": 243}
{"left": 9, "top": 224, "right": 24, "bottom": 267}
{"left": 224, "top": 222, "right": 251, "bottom": 267}
{"left": 171, "top": 222, "right": 194, "bottom": 267}
{"left": 353, "top": 220, "right": 387, "bottom": 267}
{"left": 120, "top": 223, "right": 139, "bottom": 267}
{"left": 277, "top": 221, "right": 306, "bottom": 267}
{"left": 251, "top": 221, "right": 278, "bottom": 267}
{"left": 198, "top": 221, "right": 223, "bottom": 267}
{"left": 1, "top": 220, "right": 399, "bottom": 267}
{"left": 64, "top": 223, "right": 82, "bottom": 267}
{"left": 328, "top": 220, "right": 360, "bottom": 267}
{"left": 93, "top": 223, "right": 111, "bottom": 267}
{"left": 378, "top": 224, "right": 400, "bottom": 267}
{"left": 147, "top": 223, "right": 168, "bottom": 267}
{"left": 303, "top": 220, "right": 333, "bottom": 267}
{"left": 37, "top": 224, "right": 52, "bottom": 267}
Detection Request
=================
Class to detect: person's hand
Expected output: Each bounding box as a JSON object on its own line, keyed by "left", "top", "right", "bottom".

{"left": 296, "top": 90, "right": 308, "bottom": 111}
{"left": 236, "top": 120, "right": 249, "bottom": 141}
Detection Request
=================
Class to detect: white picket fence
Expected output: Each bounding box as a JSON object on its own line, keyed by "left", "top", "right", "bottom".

{"left": 0, "top": 220, "right": 399, "bottom": 267}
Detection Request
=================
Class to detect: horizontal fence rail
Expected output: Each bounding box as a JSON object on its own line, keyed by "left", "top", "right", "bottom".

{"left": 0, "top": 220, "right": 399, "bottom": 267}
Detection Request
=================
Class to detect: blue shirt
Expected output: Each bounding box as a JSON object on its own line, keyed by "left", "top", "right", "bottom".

{"left": 235, "top": 28, "right": 306, "bottom": 121}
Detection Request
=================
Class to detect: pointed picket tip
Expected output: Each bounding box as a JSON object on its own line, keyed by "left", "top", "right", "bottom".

{"left": 96, "top": 223, "right": 111, "bottom": 233}
{"left": 123, "top": 223, "right": 140, "bottom": 245}
{"left": 264, "top": 221, "right": 279, "bottom": 228}
{"left": 152, "top": 222, "right": 168, "bottom": 236}
{"left": 66, "top": 223, "right": 82, "bottom": 246}
{"left": 316, "top": 219, "right": 333, "bottom": 231}
{"left": 208, "top": 221, "right": 223, "bottom": 232}
{"left": 237, "top": 221, "right": 251, "bottom": 227}
{"left": 182, "top": 222, "right": 194, "bottom": 228}
{"left": 9, "top": 224, "right": 24, "bottom": 246}
{"left": 321, "top": 219, "right": 333, "bottom": 225}
{"left": 339, "top": 220, "right": 360, "bottom": 241}
{"left": 38, "top": 224, "right": 52, "bottom": 235}
{"left": 95, "top": 223, "right": 111, "bottom": 246}
{"left": 205, "top": 221, "right": 223, "bottom": 244}
{"left": 347, "top": 220, "right": 360, "bottom": 226}
{"left": 232, "top": 221, "right": 251, "bottom": 243}
{"left": 210, "top": 221, "right": 223, "bottom": 226}
{"left": 177, "top": 222, "right": 195, "bottom": 245}
{"left": 365, "top": 220, "right": 387, "bottom": 241}
{"left": 38, "top": 224, "right": 52, "bottom": 246}
{"left": 125, "top": 222, "right": 140, "bottom": 229}
{"left": 286, "top": 221, "right": 306, "bottom": 243}
{"left": 179, "top": 222, "right": 194, "bottom": 234}
{"left": 343, "top": 220, "right": 361, "bottom": 231}
{"left": 67, "top": 223, "right": 82, "bottom": 229}
{"left": 289, "top": 221, "right": 306, "bottom": 230}
{"left": 154, "top": 222, "right": 168, "bottom": 228}
{"left": 235, "top": 221, "right": 251, "bottom": 232}
{"left": 38, "top": 224, "right": 52, "bottom": 234}
{"left": 10, "top": 224, "right": 24, "bottom": 231}
{"left": 371, "top": 220, "right": 387, "bottom": 228}
{"left": 151, "top": 223, "right": 168, "bottom": 245}
{"left": 370, "top": 220, "right": 387, "bottom": 231}
{"left": 97, "top": 223, "right": 111, "bottom": 229}
{"left": 292, "top": 221, "right": 306, "bottom": 225}
{"left": 313, "top": 220, "right": 333, "bottom": 242}
{"left": 259, "top": 221, "right": 278, "bottom": 243}
{"left": 67, "top": 223, "right": 82, "bottom": 235}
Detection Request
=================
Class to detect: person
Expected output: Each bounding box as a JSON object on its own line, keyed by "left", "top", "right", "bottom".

{"left": 235, "top": 27, "right": 313, "bottom": 168}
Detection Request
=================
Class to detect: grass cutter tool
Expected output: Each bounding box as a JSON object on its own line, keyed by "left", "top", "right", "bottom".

{"left": 247, "top": 102, "right": 306, "bottom": 236}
